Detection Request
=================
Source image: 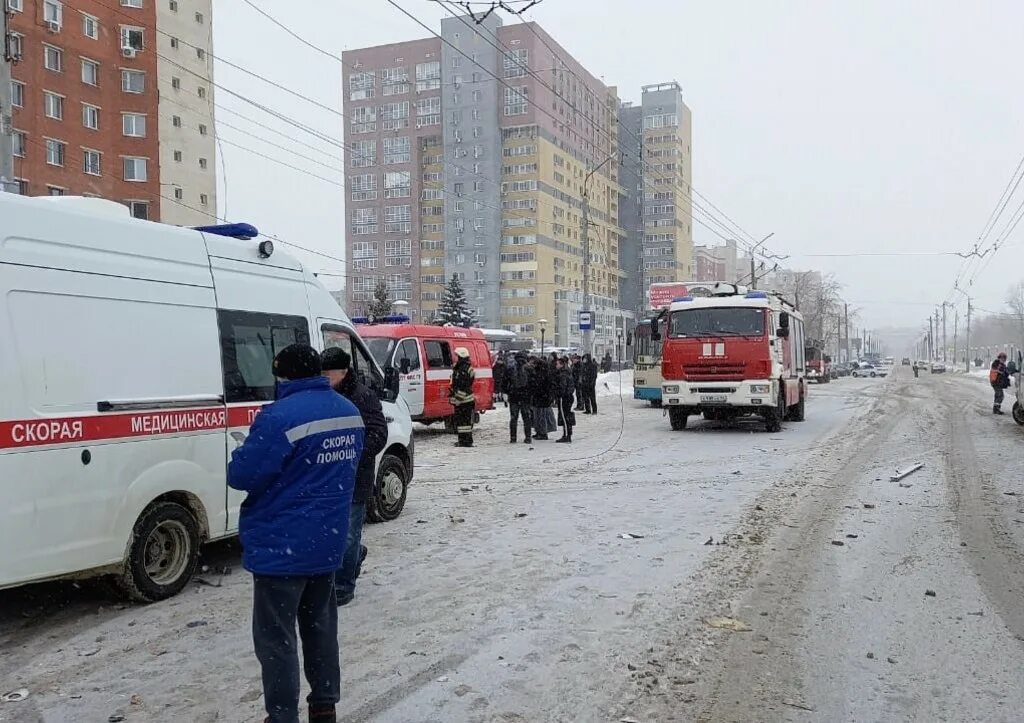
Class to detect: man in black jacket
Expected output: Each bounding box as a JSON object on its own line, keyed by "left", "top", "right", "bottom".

{"left": 581, "top": 354, "right": 599, "bottom": 414}
{"left": 530, "top": 356, "right": 555, "bottom": 439}
{"left": 507, "top": 352, "right": 533, "bottom": 443}
{"left": 322, "top": 348, "right": 389, "bottom": 606}
{"left": 571, "top": 354, "right": 584, "bottom": 411}
{"left": 553, "top": 356, "right": 576, "bottom": 443}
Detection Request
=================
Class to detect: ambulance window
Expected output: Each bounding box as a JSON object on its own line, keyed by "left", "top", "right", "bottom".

{"left": 321, "top": 324, "right": 384, "bottom": 392}
{"left": 219, "top": 310, "right": 309, "bottom": 402}
{"left": 424, "top": 340, "right": 452, "bottom": 368}
{"left": 396, "top": 339, "right": 421, "bottom": 372}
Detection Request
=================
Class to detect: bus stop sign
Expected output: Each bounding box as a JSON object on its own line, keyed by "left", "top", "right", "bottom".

{"left": 578, "top": 311, "right": 593, "bottom": 331}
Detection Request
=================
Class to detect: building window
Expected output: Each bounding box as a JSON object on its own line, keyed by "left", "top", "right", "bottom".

{"left": 43, "top": 92, "right": 64, "bottom": 120}
{"left": 415, "top": 61, "right": 441, "bottom": 91}
{"left": 172, "top": 115, "right": 182, "bottom": 127}
{"left": 472, "top": 90, "right": 482, "bottom": 102}
{"left": 173, "top": 150, "right": 182, "bottom": 162}
{"left": 200, "top": 193, "right": 209, "bottom": 205}
{"left": 195, "top": 11, "right": 204, "bottom": 22}
{"left": 123, "top": 156, "right": 147, "bottom": 181}
{"left": 122, "top": 69, "right": 145, "bottom": 93}
{"left": 503, "top": 48, "right": 528, "bottom": 79}
{"left": 11, "top": 81, "right": 25, "bottom": 108}
{"left": 6, "top": 0, "right": 23, "bottom": 11}
{"left": 43, "top": 0, "right": 62, "bottom": 27}
{"left": 351, "top": 139, "right": 375, "bottom": 167}
{"left": 121, "top": 0, "right": 143, "bottom": 7}
{"left": 12, "top": 130, "right": 25, "bottom": 157}
{"left": 349, "top": 71, "right": 374, "bottom": 101}
{"left": 47, "top": 186, "right": 65, "bottom": 196}
{"left": 120, "top": 26, "right": 144, "bottom": 51}
{"left": 171, "top": 76, "right": 180, "bottom": 90}
{"left": 383, "top": 136, "right": 410, "bottom": 164}
{"left": 415, "top": 96, "right": 440, "bottom": 127}
{"left": 8, "top": 33, "right": 23, "bottom": 60}
{"left": 381, "top": 101, "right": 410, "bottom": 130}
{"left": 81, "top": 58, "right": 99, "bottom": 85}
{"left": 82, "top": 103, "right": 100, "bottom": 130}
{"left": 122, "top": 112, "right": 146, "bottom": 137}
{"left": 384, "top": 171, "right": 411, "bottom": 198}
{"left": 170, "top": 36, "right": 178, "bottom": 49}
{"left": 15, "top": 179, "right": 29, "bottom": 195}
{"left": 173, "top": 187, "right": 183, "bottom": 199}
{"left": 169, "top": 0, "right": 177, "bottom": 10}
{"left": 80, "top": 14, "right": 98, "bottom": 38}
{"left": 197, "top": 86, "right": 206, "bottom": 99}
{"left": 199, "top": 157, "right": 208, "bottom": 169}
{"left": 350, "top": 105, "right": 376, "bottom": 133}
{"left": 198, "top": 123, "right": 207, "bottom": 135}
{"left": 381, "top": 66, "right": 409, "bottom": 96}
{"left": 43, "top": 45, "right": 63, "bottom": 72}
{"left": 196, "top": 47, "right": 205, "bottom": 60}
{"left": 83, "top": 148, "right": 101, "bottom": 175}
{"left": 503, "top": 86, "right": 527, "bottom": 116}
{"left": 45, "top": 138, "right": 65, "bottom": 166}
{"left": 128, "top": 201, "right": 149, "bottom": 219}
{"left": 349, "top": 173, "right": 377, "bottom": 201}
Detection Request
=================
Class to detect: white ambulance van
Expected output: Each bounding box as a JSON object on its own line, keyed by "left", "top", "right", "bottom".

{"left": 0, "top": 194, "right": 414, "bottom": 602}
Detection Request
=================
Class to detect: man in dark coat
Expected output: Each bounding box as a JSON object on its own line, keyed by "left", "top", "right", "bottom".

{"left": 507, "top": 352, "right": 533, "bottom": 443}
{"left": 529, "top": 355, "right": 554, "bottom": 439}
{"left": 228, "top": 344, "right": 365, "bottom": 723}
{"left": 553, "top": 356, "right": 576, "bottom": 443}
{"left": 581, "top": 353, "right": 599, "bottom": 414}
{"left": 492, "top": 354, "right": 507, "bottom": 405}
{"left": 572, "top": 354, "right": 584, "bottom": 411}
{"left": 321, "top": 348, "right": 389, "bottom": 607}
{"left": 991, "top": 352, "right": 1013, "bottom": 415}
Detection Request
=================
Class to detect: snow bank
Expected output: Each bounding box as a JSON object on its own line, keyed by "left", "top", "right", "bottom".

{"left": 596, "top": 369, "right": 634, "bottom": 397}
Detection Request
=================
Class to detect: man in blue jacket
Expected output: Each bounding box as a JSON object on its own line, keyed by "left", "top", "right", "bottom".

{"left": 228, "top": 344, "right": 365, "bottom": 723}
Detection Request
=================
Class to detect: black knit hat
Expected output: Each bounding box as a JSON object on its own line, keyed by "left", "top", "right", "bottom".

{"left": 273, "top": 344, "right": 321, "bottom": 380}
{"left": 321, "top": 347, "right": 352, "bottom": 371}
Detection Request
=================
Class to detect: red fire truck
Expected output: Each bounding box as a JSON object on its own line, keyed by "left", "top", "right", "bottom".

{"left": 805, "top": 345, "right": 831, "bottom": 383}
{"left": 656, "top": 284, "right": 807, "bottom": 432}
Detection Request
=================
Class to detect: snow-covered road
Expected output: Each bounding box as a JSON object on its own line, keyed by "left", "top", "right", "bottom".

{"left": 3, "top": 371, "right": 1021, "bottom": 722}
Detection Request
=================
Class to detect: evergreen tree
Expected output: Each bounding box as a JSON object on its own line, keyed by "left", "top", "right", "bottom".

{"left": 367, "top": 279, "right": 393, "bottom": 318}
{"left": 437, "top": 274, "right": 476, "bottom": 327}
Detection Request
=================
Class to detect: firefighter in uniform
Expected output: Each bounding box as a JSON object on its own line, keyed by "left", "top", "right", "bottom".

{"left": 450, "top": 347, "right": 476, "bottom": 447}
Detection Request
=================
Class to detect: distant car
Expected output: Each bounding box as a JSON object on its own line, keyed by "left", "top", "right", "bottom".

{"left": 931, "top": 362, "right": 947, "bottom": 374}
{"left": 852, "top": 363, "right": 886, "bottom": 378}
{"left": 834, "top": 362, "right": 852, "bottom": 377}
{"left": 902, "top": 357, "right": 911, "bottom": 365}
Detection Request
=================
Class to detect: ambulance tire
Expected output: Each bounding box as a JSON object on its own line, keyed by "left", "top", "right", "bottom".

{"left": 669, "top": 407, "right": 688, "bottom": 431}
{"left": 367, "top": 453, "right": 409, "bottom": 523}
{"left": 765, "top": 391, "right": 785, "bottom": 433}
{"left": 788, "top": 390, "right": 806, "bottom": 422}
{"left": 1013, "top": 401, "right": 1024, "bottom": 426}
{"left": 119, "top": 501, "right": 201, "bottom": 603}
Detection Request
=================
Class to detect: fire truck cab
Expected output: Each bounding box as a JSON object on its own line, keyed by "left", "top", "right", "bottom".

{"left": 356, "top": 320, "right": 494, "bottom": 428}
{"left": 657, "top": 284, "right": 807, "bottom": 432}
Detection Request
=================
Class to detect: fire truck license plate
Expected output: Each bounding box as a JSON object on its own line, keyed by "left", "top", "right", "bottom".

{"left": 701, "top": 395, "right": 728, "bottom": 404}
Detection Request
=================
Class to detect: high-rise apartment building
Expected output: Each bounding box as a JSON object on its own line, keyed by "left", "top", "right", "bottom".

{"left": 4, "top": 0, "right": 215, "bottom": 223}
{"left": 343, "top": 15, "right": 634, "bottom": 352}
{"left": 618, "top": 82, "right": 694, "bottom": 310}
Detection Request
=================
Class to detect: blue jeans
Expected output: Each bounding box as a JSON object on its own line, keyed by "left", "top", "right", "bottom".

{"left": 336, "top": 502, "right": 366, "bottom": 598}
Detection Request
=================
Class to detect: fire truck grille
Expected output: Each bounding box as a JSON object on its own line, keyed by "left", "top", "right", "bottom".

{"left": 683, "top": 364, "right": 747, "bottom": 380}
{"left": 696, "top": 387, "right": 738, "bottom": 394}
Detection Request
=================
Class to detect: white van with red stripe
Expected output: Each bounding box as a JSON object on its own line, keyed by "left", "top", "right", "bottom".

{"left": 356, "top": 321, "right": 494, "bottom": 428}
{"left": 0, "top": 194, "right": 413, "bottom": 601}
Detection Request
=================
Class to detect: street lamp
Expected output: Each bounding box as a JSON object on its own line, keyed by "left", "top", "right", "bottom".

{"left": 538, "top": 318, "right": 548, "bottom": 354}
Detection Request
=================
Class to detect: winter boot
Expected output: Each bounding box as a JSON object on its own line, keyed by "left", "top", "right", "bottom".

{"left": 994, "top": 405, "right": 1004, "bottom": 415}
{"left": 309, "top": 705, "right": 337, "bottom": 722}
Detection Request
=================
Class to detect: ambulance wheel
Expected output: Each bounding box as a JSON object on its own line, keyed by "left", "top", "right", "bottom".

{"left": 119, "top": 502, "right": 201, "bottom": 603}
{"left": 367, "top": 454, "right": 409, "bottom": 523}
{"left": 1013, "top": 401, "right": 1024, "bottom": 426}
{"left": 787, "top": 392, "right": 806, "bottom": 422}
{"left": 669, "top": 407, "right": 688, "bottom": 430}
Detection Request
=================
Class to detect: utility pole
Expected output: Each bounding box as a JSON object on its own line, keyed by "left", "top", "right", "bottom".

{"left": 966, "top": 297, "right": 972, "bottom": 372}
{"left": 942, "top": 303, "right": 948, "bottom": 362}
{"left": 928, "top": 315, "right": 934, "bottom": 360}
{"left": 581, "top": 153, "right": 614, "bottom": 357}
{"left": 844, "top": 303, "right": 850, "bottom": 363}
{"left": 1, "top": 3, "right": 15, "bottom": 191}
{"left": 953, "top": 310, "right": 958, "bottom": 368}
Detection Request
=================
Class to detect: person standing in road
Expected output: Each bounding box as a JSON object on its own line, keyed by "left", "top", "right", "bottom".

{"left": 553, "top": 356, "right": 576, "bottom": 443}
{"left": 507, "top": 352, "right": 533, "bottom": 443}
{"left": 530, "top": 355, "right": 554, "bottom": 440}
{"left": 228, "top": 344, "right": 365, "bottom": 723}
{"left": 581, "top": 353, "right": 599, "bottom": 414}
{"left": 912, "top": 361, "right": 920, "bottom": 378}
{"left": 450, "top": 347, "right": 476, "bottom": 447}
{"left": 990, "top": 352, "right": 1013, "bottom": 414}
{"left": 321, "top": 348, "right": 389, "bottom": 607}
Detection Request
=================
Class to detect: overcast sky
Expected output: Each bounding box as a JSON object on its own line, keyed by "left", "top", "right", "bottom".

{"left": 210, "top": 0, "right": 1024, "bottom": 335}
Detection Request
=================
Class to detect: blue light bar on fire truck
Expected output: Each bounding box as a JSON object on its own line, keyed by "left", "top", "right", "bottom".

{"left": 352, "top": 315, "right": 411, "bottom": 325}
{"left": 673, "top": 296, "right": 694, "bottom": 302}
{"left": 745, "top": 291, "right": 769, "bottom": 299}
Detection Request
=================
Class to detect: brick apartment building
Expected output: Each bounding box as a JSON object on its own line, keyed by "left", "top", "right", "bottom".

{"left": 343, "top": 14, "right": 650, "bottom": 352}
{"left": 5, "top": 0, "right": 215, "bottom": 223}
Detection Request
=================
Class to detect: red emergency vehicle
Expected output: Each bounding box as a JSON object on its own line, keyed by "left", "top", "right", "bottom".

{"left": 656, "top": 284, "right": 807, "bottom": 432}
{"left": 355, "top": 317, "right": 495, "bottom": 428}
{"left": 805, "top": 345, "right": 831, "bottom": 383}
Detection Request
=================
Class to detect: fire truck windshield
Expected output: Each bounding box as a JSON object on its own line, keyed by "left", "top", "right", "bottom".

{"left": 669, "top": 307, "right": 765, "bottom": 338}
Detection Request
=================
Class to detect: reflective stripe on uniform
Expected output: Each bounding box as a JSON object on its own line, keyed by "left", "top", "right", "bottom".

{"left": 284, "top": 415, "right": 365, "bottom": 444}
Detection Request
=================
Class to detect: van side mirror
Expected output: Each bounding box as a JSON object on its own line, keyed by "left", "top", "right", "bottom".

{"left": 399, "top": 357, "right": 411, "bottom": 375}
{"left": 650, "top": 316, "right": 661, "bottom": 341}
{"left": 776, "top": 327, "right": 790, "bottom": 339}
{"left": 383, "top": 366, "right": 400, "bottom": 400}
{"left": 778, "top": 311, "right": 790, "bottom": 330}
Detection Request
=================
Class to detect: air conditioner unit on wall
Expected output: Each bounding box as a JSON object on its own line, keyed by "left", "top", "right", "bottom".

{"left": 46, "top": 20, "right": 61, "bottom": 32}
{"left": 122, "top": 47, "right": 137, "bottom": 58}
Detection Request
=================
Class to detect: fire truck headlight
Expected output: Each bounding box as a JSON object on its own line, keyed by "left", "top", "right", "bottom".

{"left": 750, "top": 384, "right": 770, "bottom": 394}
{"left": 664, "top": 385, "right": 680, "bottom": 394}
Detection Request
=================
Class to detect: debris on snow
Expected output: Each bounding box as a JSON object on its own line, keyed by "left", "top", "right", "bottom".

{"left": 1, "top": 689, "right": 29, "bottom": 703}
{"left": 925, "top": 589, "right": 937, "bottom": 597}
{"left": 619, "top": 533, "right": 645, "bottom": 539}
{"left": 515, "top": 512, "right": 528, "bottom": 518}
{"left": 782, "top": 698, "right": 815, "bottom": 712}
{"left": 704, "top": 537, "right": 714, "bottom": 546}
{"left": 863, "top": 503, "right": 876, "bottom": 509}
{"left": 831, "top": 540, "right": 845, "bottom": 547}
{"left": 887, "top": 656, "right": 898, "bottom": 664}
{"left": 889, "top": 462, "right": 923, "bottom": 482}
{"left": 704, "top": 616, "right": 752, "bottom": 632}
{"left": 866, "top": 652, "right": 875, "bottom": 659}
{"left": 447, "top": 514, "right": 466, "bottom": 524}
{"left": 185, "top": 620, "right": 208, "bottom": 629}
{"left": 436, "top": 676, "right": 450, "bottom": 683}
{"left": 1003, "top": 491, "right": 1018, "bottom": 496}
{"left": 79, "top": 647, "right": 101, "bottom": 657}
{"left": 845, "top": 534, "right": 858, "bottom": 539}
